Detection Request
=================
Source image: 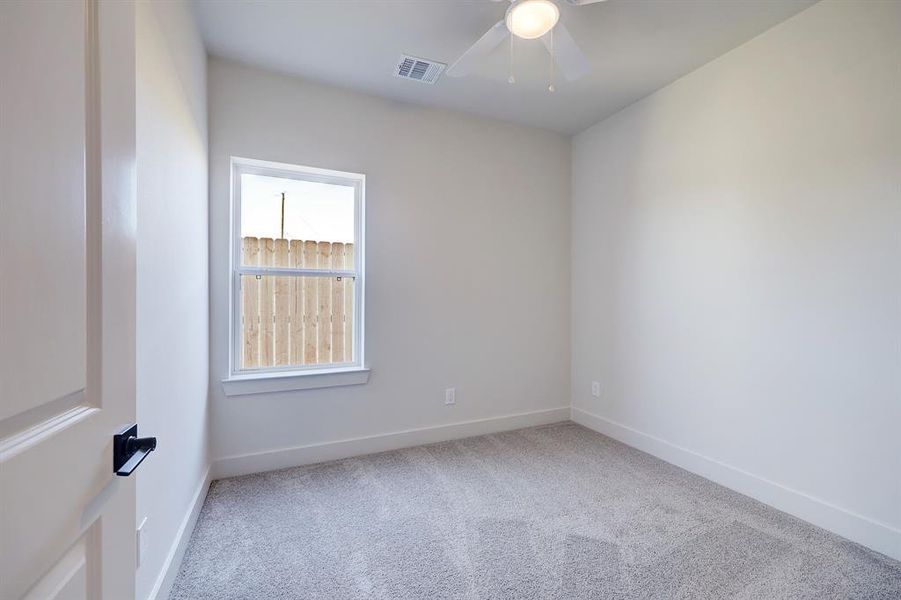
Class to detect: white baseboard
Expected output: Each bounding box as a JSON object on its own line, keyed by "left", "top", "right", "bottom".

{"left": 147, "top": 466, "right": 212, "bottom": 600}
{"left": 571, "top": 407, "right": 901, "bottom": 562}
{"left": 212, "top": 406, "right": 571, "bottom": 480}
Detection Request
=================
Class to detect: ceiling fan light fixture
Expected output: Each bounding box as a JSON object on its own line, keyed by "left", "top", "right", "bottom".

{"left": 506, "top": 0, "right": 560, "bottom": 40}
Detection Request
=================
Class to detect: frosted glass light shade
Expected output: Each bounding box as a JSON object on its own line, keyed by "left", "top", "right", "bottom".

{"left": 506, "top": 0, "right": 560, "bottom": 40}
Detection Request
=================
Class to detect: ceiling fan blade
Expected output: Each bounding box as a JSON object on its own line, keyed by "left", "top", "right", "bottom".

{"left": 542, "top": 23, "right": 590, "bottom": 82}
{"left": 446, "top": 20, "right": 510, "bottom": 77}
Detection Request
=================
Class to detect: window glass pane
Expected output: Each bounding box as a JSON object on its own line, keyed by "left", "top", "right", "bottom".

{"left": 240, "top": 274, "right": 355, "bottom": 370}
{"left": 240, "top": 174, "right": 354, "bottom": 269}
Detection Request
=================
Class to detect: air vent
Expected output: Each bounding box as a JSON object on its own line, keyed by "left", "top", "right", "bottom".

{"left": 394, "top": 55, "right": 446, "bottom": 84}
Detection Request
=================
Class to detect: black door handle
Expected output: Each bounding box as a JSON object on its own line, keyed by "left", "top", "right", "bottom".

{"left": 113, "top": 424, "right": 157, "bottom": 476}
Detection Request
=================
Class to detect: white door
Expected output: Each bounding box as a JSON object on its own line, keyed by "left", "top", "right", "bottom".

{"left": 1, "top": 1, "right": 138, "bottom": 598}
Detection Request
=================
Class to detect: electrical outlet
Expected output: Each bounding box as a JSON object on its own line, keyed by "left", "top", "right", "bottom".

{"left": 591, "top": 381, "right": 601, "bottom": 398}
{"left": 445, "top": 387, "right": 456, "bottom": 405}
{"left": 136, "top": 517, "right": 148, "bottom": 569}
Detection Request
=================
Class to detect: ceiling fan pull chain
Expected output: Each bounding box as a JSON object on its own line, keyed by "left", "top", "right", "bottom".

{"left": 548, "top": 28, "right": 556, "bottom": 92}
{"left": 508, "top": 33, "right": 516, "bottom": 84}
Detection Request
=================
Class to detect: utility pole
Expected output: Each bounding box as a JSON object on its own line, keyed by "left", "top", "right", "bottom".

{"left": 280, "top": 192, "right": 285, "bottom": 239}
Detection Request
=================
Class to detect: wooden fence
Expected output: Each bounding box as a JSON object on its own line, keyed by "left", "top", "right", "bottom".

{"left": 241, "top": 237, "right": 354, "bottom": 369}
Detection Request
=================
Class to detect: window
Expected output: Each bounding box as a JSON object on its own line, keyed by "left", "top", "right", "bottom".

{"left": 228, "top": 157, "right": 365, "bottom": 389}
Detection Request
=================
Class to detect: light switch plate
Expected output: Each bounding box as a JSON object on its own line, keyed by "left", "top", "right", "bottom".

{"left": 136, "top": 517, "right": 148, "bottom": 568}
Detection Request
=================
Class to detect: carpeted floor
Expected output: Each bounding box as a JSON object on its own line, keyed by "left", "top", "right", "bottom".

{"left": 170, "top": 423, "right": 901, "bottom": 599}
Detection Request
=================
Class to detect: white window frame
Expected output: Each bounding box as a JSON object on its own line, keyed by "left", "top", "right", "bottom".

{"left": 224, "top": 157, "right": 367, "bottom": 394}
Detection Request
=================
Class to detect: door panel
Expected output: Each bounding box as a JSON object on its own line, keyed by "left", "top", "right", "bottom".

{"left": 0, "top": 0, "right": 87, "bottom": 423}
{"left": 1, "top": 408, "right": 105, "bottom": 597}
{"left": 0, "top": 1, "right": 137, "bottom": 598}
{"left": 22, "top": 535, "right": 91, "bottom": 600}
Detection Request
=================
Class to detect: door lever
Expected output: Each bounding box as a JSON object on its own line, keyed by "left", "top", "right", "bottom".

{"left": 113, "top": 424, "right": 157, "bottom": 477}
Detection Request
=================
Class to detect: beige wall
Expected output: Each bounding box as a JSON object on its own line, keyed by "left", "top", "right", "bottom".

{"left": 208, "top": 59, "right": 571, "bottom": 462}
{"left": 572, "top": 0, "right": 900, "bottom": 559}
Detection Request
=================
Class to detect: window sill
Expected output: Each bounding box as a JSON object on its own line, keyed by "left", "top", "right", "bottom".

{"left": 221, "top": 367, "right": 370, "bottom": 397}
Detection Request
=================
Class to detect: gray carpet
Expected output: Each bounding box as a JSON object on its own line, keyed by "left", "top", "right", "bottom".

{"left": 170, "top": 423, "right": 901, "bottom": 599}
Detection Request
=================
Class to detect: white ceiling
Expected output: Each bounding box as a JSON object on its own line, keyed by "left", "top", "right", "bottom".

{"left": 191, "top": 0, "right": 815, "bottom": 135}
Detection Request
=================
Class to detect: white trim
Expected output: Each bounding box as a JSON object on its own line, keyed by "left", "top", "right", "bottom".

{"left": 212, "top": 407, "right": 571, "bottom": 479}
{"left": 146, "top": 466, "right": 212, "bottom": 600}
{"left": 571, "top": 407, "right": 901, "bottom": 562}
{"left": 222, "top": 367, "right": 370, "bottom": 396}
{"left": 0, "top": 402, "right": 94, "bottom": 461}
{"left": 228, "top": 156, "right": 366, "bottom": 379}
{"left": 229, "top": 156, "right": 365, "bottom": 183}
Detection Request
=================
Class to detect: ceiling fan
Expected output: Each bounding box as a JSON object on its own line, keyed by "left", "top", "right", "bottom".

{"left": 446, "top": 0, "right": 606, "bottom": 87}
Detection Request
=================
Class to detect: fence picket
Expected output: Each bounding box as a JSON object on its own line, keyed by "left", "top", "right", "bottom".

{"left": 242, "top": 237, "right": 260, "bottom": 368}
{"left": 344, "top": 243, "right": 354, "bottom": 362}
{"left": 290, "top": 240, "right": 304, "bottom": 365}
{"left": 331, "top": 242, "right": 345, "bottom": 362}
{"left": 259, "top": 238, "right": 275, "bottom": 366}
{"left": 303, "top": 241, "right": 318, "bottom": 364}
{"left": 317, "top": 242, "right": 332, "bottom": 363}
{"left": 273, "top": 239, "right": 290, "bottom": 366}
